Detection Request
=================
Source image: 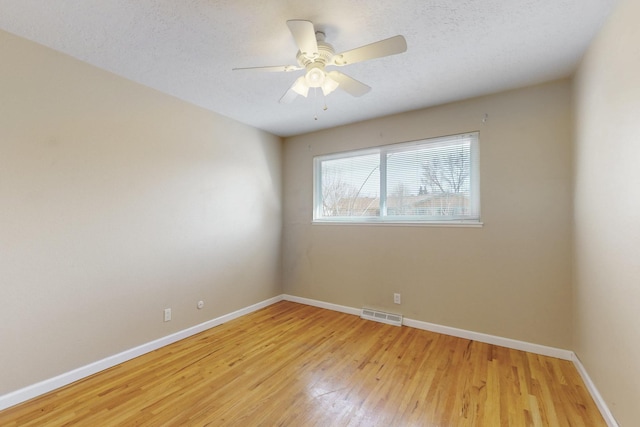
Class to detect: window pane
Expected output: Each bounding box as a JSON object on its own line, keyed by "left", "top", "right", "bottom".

{"left": 386, "top": 141, "right": 472, "bottom": 218}
{"left": 320, "top": 153, "right": 380, "bottom": 217}
{"left": 313, "top": 132, "right": 480, "bottom": 224}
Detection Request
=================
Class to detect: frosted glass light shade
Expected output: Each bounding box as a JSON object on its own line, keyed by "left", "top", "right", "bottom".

{"left": 321, "top": 77, "right": 339, "bottom": 96}
{"left": 305, "top": 66, "right": 325, "bottom": 87}
{"left": 291, "top": 76, "right": 309, "bottom": 97}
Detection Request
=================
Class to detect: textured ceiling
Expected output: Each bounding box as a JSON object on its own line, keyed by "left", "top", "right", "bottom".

{"left": 0, "top": 0, "right": 618, "bottom": 137}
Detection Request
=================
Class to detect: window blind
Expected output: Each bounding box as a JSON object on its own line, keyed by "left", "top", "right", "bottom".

{"left": 313, "top": 132, "right": 480, "bottom": 224}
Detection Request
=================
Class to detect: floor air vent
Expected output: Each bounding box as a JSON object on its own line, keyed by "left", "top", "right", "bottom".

{"left": 361, "top": 308, "right": 403, "bottom": 327}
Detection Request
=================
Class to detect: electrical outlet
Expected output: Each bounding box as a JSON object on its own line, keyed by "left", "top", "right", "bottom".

{"left": 164, "top": 308, "right": 172, "bottom": 322}
{"left": 197, "top": 300, "right": 204, "bottom": 310}
{"left": 393, "top": 293, "right": 401, "bottom": 304}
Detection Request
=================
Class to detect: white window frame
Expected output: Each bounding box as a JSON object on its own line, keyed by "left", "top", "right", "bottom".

{"left": 312, "top": 132, "right": 481, "bottom": 226}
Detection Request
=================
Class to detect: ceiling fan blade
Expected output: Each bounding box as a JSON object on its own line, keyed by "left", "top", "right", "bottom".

{"left": 331, "top": 35, "right": 407, "bottom": 66}
{"left": 327, "top": 71, "right": 371, "bottom": 97}
{"left": 232, "top": 65, "right": 301, "bottom": 72}
{"left": 286, "top": 20, "right": 319, "bottom": 59}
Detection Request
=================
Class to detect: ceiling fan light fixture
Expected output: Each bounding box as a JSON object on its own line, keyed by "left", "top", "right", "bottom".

{"left": 304, "top": 65, "right": 326, "bottom": 87}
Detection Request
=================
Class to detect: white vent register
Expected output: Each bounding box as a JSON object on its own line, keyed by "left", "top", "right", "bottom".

{"left": 361, "top": 308, "right": 403, "bottom": 327}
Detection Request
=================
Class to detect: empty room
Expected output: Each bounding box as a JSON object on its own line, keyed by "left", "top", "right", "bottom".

{"left": 0, "top": 0, "right": 637, "bottom": 425}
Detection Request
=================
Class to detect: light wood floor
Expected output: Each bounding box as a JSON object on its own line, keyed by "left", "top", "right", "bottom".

{"left": 0, "top": 301, "right": 605, "bottom": 426}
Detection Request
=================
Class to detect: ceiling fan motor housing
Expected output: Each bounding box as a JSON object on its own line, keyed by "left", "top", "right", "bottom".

{"left": 297, "top": 32, "right": 333, "bottom": 69}
{"left": 297, "top": 36, "right": 334, "bottom": 87}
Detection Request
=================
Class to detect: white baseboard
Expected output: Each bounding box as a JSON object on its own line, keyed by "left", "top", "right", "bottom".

{"left": 1, "top": 293, "right": 618, "bottom": 427}
{"left": 284, "top": 295, "right": 572, "bottom": 359}
{"left": 284, "top": 294, "right": 620, "bottom": 425}
{"left": 283, "top": 294, "right": 361, "bottom": 316}
{"left": 571, "top": 354, "right": 619, "bottom": 427}
{"left": 402, "top": 317, "right": 574, "bottom": 360}
{"left": 0, "top": 295, "right": 283, "bottom": 412}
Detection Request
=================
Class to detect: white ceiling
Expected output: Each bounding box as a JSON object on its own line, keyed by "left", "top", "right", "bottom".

{"left": 0, "top": 0, "right": 618, "bottom": 137}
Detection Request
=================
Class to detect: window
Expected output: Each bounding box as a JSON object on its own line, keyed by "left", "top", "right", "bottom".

{"left": 313, "top": 132, "right": 480, "bottom": 224}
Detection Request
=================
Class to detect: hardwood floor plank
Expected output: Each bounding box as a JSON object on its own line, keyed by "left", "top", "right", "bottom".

{"left": 0, "top": 301, "right": 605, "bottom": 426}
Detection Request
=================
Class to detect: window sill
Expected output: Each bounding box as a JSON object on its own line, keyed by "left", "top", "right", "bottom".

{"left": 311, "top": 220, "right": 484, "bottom": 228}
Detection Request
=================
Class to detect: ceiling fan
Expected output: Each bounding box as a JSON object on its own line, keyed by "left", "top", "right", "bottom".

{"left": 233, "top": 20, "right": 407, "bottom": 104}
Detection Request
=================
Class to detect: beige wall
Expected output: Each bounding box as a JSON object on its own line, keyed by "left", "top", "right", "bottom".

{"left": 4, "top": 3, "right": 635, "bottom": 420}
{"left": 0, "top": 30, "right": 282, "bottom": 395}
{"left": 573, "top": 0, "right": 640, "bottom": 424}
{"left": 283, "top": 80, "right": 574, "bottom": 349}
